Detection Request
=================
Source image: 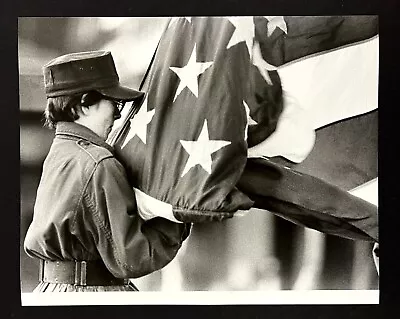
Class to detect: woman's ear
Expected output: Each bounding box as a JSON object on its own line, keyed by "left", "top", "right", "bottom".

{"left": 80, "top": 93, "right": 91, "bottom": 116}
{"left": 80, "top": 93, "right": 90, "bottom": 107}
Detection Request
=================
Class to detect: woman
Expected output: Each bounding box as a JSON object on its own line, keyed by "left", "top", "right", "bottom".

{"left": 23, "top": 51, "right": 191, "bottom": 292}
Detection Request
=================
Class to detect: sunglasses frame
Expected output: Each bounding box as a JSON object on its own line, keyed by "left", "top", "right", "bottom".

{"left": 105, "top": 98, "right": 126, "bottom": 113}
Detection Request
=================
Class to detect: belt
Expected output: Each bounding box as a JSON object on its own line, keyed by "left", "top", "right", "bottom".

{"left": 39, "top": 259, "right": 130, "bottom": 286}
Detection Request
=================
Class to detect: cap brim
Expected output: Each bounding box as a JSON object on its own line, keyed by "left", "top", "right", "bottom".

{"left": 97, "top": 85, "right": 145, "bottom": 101}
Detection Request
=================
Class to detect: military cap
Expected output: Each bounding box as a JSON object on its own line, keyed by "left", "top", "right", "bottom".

{"left": 43, "top": 51, "right": 144, "bottom": 101}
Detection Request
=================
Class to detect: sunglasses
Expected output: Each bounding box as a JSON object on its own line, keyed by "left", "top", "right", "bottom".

{"left": 105, "top": 98, "right": 126, "bottom": 113}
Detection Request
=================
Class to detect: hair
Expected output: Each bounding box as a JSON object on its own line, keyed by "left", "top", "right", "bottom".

{"left": 44, "top": 90, "right": 104, "bottom": 129}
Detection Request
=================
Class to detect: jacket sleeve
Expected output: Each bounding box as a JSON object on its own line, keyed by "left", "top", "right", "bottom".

{"left": 84, "top": 156, "right": 191, "bottom": 279}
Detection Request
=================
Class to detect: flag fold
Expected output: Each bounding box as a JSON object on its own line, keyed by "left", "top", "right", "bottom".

{"left": 113, "top": 16, "right": 378, "bottom": 232}
{"left": 115, "top": 17, "right": 283, "bottom": 222}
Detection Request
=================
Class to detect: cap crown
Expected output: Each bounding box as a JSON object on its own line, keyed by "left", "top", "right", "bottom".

{"left": 43, "top": 51, "right": 119, "bottom": 97}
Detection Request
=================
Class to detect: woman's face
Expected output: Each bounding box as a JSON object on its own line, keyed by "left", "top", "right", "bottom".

{"left": 84, "top": 99, "right": 121, "bottom": 140}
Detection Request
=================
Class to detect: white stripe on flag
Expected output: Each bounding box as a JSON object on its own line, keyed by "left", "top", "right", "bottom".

{"left": 248, "top": 91, "right": 315, "bottom": 162}
{"left": 278, "top": 36, "right": 378, "bottom": 130}
{"left": 133, "top": 187, "right": 183, "bottom": 223}
{"left": 248, "top": 36, "right": 378, "bottom": 163}
{"left": 348, "top": 178, "right": 378, "bottom": 206}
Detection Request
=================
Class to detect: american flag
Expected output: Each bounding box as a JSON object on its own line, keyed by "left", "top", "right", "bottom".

{"left": 241, "top": 16, "right": 378, "bottom": 242}
{"left": 111, "top": 16, "right": 378, "bottom": 240}
{"left": 113, "top": 17, "right": 284, "bottom": 223}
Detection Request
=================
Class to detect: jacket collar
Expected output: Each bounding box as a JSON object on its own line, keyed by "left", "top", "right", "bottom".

{"left": 55, "top": 122, "right": 114, "bottom": 153}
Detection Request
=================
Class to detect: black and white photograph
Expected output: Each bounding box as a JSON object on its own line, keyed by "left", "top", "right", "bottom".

{"left": 19, "top": 16, "right": 379, "bottom": 305}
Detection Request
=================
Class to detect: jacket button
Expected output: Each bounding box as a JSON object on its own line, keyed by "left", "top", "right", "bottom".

{"left": 78, "top": 140, "right": 90, "bottom": 146}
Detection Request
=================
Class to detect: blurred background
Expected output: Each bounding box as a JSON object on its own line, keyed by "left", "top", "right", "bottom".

{"left": 19, "top": 17, "right": 378, "bottom": 293}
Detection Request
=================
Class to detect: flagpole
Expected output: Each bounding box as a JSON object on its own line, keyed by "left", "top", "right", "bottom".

{"left": 107, "top": 17, "right": 172, "bottom": 147}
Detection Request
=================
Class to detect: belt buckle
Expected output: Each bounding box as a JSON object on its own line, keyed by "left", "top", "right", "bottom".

{"left": 74, "top": 261, "right": 87, "bottom": 286}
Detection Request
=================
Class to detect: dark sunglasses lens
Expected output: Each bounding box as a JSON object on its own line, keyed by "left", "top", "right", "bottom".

{"left": 111, "top": 100, "right": 124, "bottom": 112}
{"left": 117, "top": 101, "right": 125, "bottom": 112}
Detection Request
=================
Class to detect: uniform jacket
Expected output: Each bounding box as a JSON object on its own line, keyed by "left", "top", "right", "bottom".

{"left": 24, "top": 121, "right": 191, "bottom": 279}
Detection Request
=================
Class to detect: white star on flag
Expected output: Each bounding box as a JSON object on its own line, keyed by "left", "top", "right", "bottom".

{"left": 227, "top": 17, "right": 255, "bottom": 57}
{"left": 252, "top": 41, "right": 277, "bottom": 85}
{"left": 180, "top": 119, "right": 231, "bottom": 177}
{"left": 170, "top": 44, "right": 213, "bottom": 101}
{"left": 121, "top": 96, "right": 155, "bottom": 148}
{"left": 243, "top": 100, "right": 258, "bottom": 141}
{"left": 264, "top": 16, "right": 288, "bottom": 37}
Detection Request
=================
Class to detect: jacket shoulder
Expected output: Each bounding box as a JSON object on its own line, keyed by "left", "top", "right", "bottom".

{"left": 76, "top": 140, "right": 114, "bottom": 164}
